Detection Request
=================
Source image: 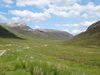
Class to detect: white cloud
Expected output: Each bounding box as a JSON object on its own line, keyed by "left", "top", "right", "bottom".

{"left": 82, "top": 13, "right": 87, "bottom": 18}
{"left": 11, "top": 17, "right": 21, "bottom": 21}
{"left": 15, "top": 0, "right": 100, "bottom": 19}
{"left": 0, "top": 3, "right": 12, "bottom": 8}
{"left": 16, "top": 0, "right": 80, "bottom": 7}
{"left": 55, "top": 20, "right": 97, "bottom": 28}
{"left": 71, "top": 29, "right": 82, "bottom": 35}
{"left": 62, "top": 29, "right": 82, "bottom": 35}
{"left": 45, "top": 8, "right": 80, "bottom": 17}
{"left": 0, "top": 15, "right": 8, "bottom": 21}
{"left": 5, "top": 5, "right": 12, "bottom": 8}
{"left": 80, "top": 21, "right": 96, "bottom": 27}
{"left": 0, "top": 12, "right": 7, "bottom": 15}
{"left": 44, "top": 1, "right": 81, "bottom": 18}
{"left": 3, "top": 0, "right": 13, "bottom": 4}
{"left": 15, "top": 0, "right": 81, "bottom": 18}
{"left": 81, "top": 2, "right": 100, "bottom": 18}
{"left": 46, "top": 1, "right": 100, "bottom": 18}
{"left": 9, "top": 10, "right": 51, "bottom": 22}
{"left": 34, "top": 25, "right": 40, "bottom": 29}
{"left": 55, "top": 24, "right": 79, "bottom": 27}
{"left": 50, "top": 0, "right": 81, "bottom": 6}
{"left": 16, "top": 0, "right": 50, "bottom": 8}
{"left": 62, "top": 29, "right": 69, "bottom": 32}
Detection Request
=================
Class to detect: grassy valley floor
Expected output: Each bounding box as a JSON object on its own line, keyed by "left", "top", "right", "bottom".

{"left": 0, "top": 38, "right": 100, "bottom": 75}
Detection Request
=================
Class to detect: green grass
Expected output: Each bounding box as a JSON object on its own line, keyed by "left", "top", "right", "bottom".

{"left": 0, "top": 37, "right": 100, "bottom": 75}
{"left": 64, "top": 31, "right": 100, "bottom": 46}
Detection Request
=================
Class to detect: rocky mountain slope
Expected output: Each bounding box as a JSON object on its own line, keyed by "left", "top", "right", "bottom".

{"left": 0, "top": 20, "right": 73, "bottom": 39}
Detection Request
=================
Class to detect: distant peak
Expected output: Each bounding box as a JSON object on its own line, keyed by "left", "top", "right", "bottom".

{"left": 7, "top": 20, "right": 27, "bottom": 27}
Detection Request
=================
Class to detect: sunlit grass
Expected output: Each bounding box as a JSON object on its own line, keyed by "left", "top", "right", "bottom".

{"left": 0, "top": 38, "right": 100, "bottom": 75}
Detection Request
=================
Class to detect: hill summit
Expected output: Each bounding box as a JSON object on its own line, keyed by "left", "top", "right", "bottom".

{"left": 7, "top": 20, "right": 27, "bottom": 27}
{"left": 86, "top": 21, "right": 100, "bottom": 34}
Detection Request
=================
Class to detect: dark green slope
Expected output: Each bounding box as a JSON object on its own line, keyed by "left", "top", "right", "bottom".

{"left": 86, "top": 21, "right": 100, "bottom": 34}
{"left": 0, "top": 23, "right": 24, "bottom": 40}
{"left": 65, "top": 21, "right": 100, "bottom": 46}
{"left": 0, "top": 24, "right": 21, "bottom": 39}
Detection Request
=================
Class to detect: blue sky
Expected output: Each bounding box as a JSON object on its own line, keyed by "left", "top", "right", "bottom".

{"left": 0, "top": 0, "right": 100, "bottom": 35}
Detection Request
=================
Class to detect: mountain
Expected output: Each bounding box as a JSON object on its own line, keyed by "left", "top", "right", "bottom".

{"left": 86, "top": 21, "right": 100, "bottom": 34}
{"left": 0, "top": 23, "right": 22, "bottom": 39}
{"left": 32, "top": 29, "right": 73, "bottom": 39}
{"left": 65, "top": 21, "right": 100, "bottom": 46}
{"left": 6, "top": 20, "right": 36, "bottom": 38}
{"left": 0, "top": 20, "right": 73, "bottom": 39}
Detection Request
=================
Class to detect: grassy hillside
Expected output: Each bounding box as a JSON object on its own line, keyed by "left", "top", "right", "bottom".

{"left": 64, "top": 21, "right": 100, "bottom": 46}
{"left": 0, "top": 24, "right": 20, "bottom": 39}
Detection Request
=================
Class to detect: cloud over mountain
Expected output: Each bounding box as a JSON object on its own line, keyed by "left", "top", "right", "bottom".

{"left": 10, "top": 10, "right": 51, "bottom": 22}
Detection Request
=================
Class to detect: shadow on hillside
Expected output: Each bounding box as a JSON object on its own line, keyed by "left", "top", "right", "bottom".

{"left": 0, "top": 26, "right": 25, "bottom": 40}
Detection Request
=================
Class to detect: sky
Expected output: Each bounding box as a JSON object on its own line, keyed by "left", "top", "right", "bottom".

{"left": 0, "top": 0, "right": 100, "bottom": 35}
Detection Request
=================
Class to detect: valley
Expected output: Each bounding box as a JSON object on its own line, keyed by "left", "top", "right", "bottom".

{"left": 0, "top": 21, "right": 100, "bottom": 75}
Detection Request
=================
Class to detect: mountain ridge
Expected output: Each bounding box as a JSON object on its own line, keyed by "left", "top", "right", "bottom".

{"left": 0, "top": 21, "right": 73, "bottom": 40}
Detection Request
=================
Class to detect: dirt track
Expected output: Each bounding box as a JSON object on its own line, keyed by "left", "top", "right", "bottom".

{"left": 0, "top": 50, "right": 6, "bottom": 56}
